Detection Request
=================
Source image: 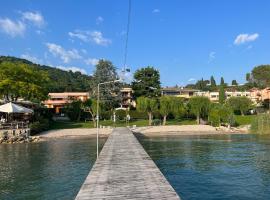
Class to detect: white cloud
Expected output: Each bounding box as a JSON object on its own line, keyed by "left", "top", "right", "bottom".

{"left": 69, "top": 30, "right": 111, "bottom": 46}
{"left": 21, "top": 11, "right": 45, "bottom": 27}
{"left": 85, "top": 58, "right": 99, "bottom": 66}
{"left": 234, "top": 33, "right": 259, "bottom": 45}
{"left": 21, "top": 53, "right": 42, "bottom": 64}
{"left": 152, "top": 9, "right": 160, "bottom": 13}
{"left": 56, "top": 65, "right": 87, "bottom": 74}
{"left": 208, "top": 51, "right": 216, "bottom": 63}
{"left": 96, "top": 16, "right": 104, "bottom": 24}
{"left": 188, "top": 78, "right": 196, "bottom": 82}
{"left": 46, "top": 43, "right": 82, "bottom": 63}
{"left": 0, "top": 18, "right": 25, "bottom": 37}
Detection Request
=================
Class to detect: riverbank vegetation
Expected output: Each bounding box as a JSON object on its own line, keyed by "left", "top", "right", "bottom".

{"left": 251, "top": 114, "right": 270, "bottom": 134}
{"left": 1, "top": 56, "right": 269, "bottom": 134}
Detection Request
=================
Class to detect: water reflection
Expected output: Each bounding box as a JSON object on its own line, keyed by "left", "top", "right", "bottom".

{"left": 139, "top": 134, "right": 270, "bottom": 200}
{"left": 0, "top": 137, "right": 106, "bottom": 200}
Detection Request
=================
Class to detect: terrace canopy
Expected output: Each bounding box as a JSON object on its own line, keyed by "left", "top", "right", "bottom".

{"left": 0, "top": 102, "right": 33, "bottom": 114}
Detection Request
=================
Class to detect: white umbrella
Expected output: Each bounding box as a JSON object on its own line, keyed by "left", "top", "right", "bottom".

{"left": 0, "top": 102, "right": 33, "bottom": 114}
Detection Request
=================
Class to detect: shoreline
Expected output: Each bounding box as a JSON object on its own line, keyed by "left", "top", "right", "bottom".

{"left": 37, "top": 128, "right": 113, "bottom": 140}
{"left": 36, "top": 125, "right": 249, "bottom": 140}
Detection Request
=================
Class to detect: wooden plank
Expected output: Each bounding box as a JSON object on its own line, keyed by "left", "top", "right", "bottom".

{"left": 75, "top": 127, "right": 180, "bottom": 200}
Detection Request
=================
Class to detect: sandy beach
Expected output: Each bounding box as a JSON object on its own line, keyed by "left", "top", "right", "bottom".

{"left": 37, "top": 125, "right": 248, "bottom": 139}
{"left": 37, "top": 128, "right": 113, "bottom": 139}
{"left": 132, "top": 125, "right": 249, "bottom": 137}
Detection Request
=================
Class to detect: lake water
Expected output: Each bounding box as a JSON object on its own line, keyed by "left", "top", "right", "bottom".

{"left": 139, "top": 134, "right": 270, "bottom": 200}
{"left": 0, "top": 137, "right": 106, "bottom": 200}
{"left": 1, "top": 134, "right": 270, "bottom": 200}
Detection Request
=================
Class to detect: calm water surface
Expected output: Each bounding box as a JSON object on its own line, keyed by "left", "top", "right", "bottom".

{"left": 139, "top": 134, "right": 270, "bottom": 200}
{"left": 0, "top": 137, "right": 106, "bottom": 200}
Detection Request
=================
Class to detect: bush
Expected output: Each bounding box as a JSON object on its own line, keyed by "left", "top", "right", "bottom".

{"left": 30, "top": 118, "right": 50, "bottom": 135}
{"left": 129, "top": 110, "right": 148, "bottom": 120}
{"left": 151, "top": 119, "right": 161, "bottom": 126}
{"left": 251, "top": 114, "right": 270, "bottom": 134}
{"left": 66, "top": 101, "right": 83, "bottom": 121}
{"left": 115, "top": 110, "right": 127, "bottom": 120}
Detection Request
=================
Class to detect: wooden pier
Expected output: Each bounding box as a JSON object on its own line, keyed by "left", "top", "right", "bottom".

{"left": 75, "top": 127, "right": 180, "bottom": 200}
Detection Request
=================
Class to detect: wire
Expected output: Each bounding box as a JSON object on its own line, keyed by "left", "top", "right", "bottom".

{"left": 123, "top": 0, "right": 131, "bottom": 73}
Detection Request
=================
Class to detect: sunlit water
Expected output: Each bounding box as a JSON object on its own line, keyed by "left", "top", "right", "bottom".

{"left": 1, "top": 134, "right": 270, "bottom": 200}
{"left": 0, "top": 137, "right": 106, "bottom": 200}
{"left": 138, "top": 134, "right": 270, "bottom": 200}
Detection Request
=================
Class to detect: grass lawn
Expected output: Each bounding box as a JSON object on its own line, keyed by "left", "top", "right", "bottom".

{"left": 49, "top": 118, "right": 197, "bottom": 130}
{"left": 234, "top": 115, "right": 256, "bottom": 126}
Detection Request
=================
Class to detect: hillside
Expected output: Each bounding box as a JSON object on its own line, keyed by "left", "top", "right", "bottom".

{"left": 0, "top": 56, "right": 92, "bottom": 92}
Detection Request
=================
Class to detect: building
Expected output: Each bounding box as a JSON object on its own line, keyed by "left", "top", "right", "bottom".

{"left": 120, "top": 87, "right": 136, "bottom": 108}
{"left": 44, "top": 92, "right": 90, "bottom": 113}
{"left": 195, "top": 91, "right": 251, "bottom": 102}
{"left": 250, "top": 87, "right": 270, "bottom": 105}
{"left": 161, "top": 87, "right": 200, "bottom": 99}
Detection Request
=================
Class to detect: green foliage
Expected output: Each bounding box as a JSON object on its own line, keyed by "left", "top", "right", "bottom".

{"left": 188, "top": 96, "right": 211, "bottom": 124}
{"left": 220, "top": 77, "right": 225, "bottom": 86}
{"left": 129, "top": 110, "right": 148, "bottom": 120}
{"left": 82, "top": 99, "right": 103, "bottom": 126}
{"left": 171, "top": 97, "right": 186, "bottom": 118}
{"left": 136, "top": 96, "right": 158, "bottom": 125}
{"left": 159, "top": 96, "right": 172, "bottom": 116}
{"left": 251, "top": 114, "right": 270, "bottom": 134}
{"left": 151, "top": 119, "right": 161, "bottom": 126}
{"left": 235, "top": 115, "right": 256, "bottom": 126}
{"left": 66, "top": 100, "right": 83, "bottom": 121}
{"left": 219, "top": 85, "right": 226, "bottom": 104}
{"left": 210, "top": 76, "right": 217, "bottom": 91}
{"left": 194, "top": 78, "right": 210, "bottom": 91}
{"left": 226, "top": 96, "right": 253, "bottom": 115}
{"left": 159, "top": 96, "right": 185, "bottom": 125}
{"left": 132, "top": 66, "right": 161, "bottom": 98}
{"left": 246, "top": 73, "right": 251, "bottom": 82}
{"left": 0, "top": 60, "right": 49, "bottom": 102}
{"left": 91, "top": 59, "right": 121, "bottom": 110}
{"left": 231, "top": 80, "right": 238, "bottom": 86}
{"left": 209, "top": 103, "right": 234, "bottom": 127}
{"left": 210, "top": 76, "right": 216, "bottom": 87}
{"left": 251, "top": 65, "right": 270, "bottom": 88}
{"left": 115, "top": 110, "right": 127, "bottom": 120}
{"left": 0, "top": 56, "right": 92, "bottom": 93}
{"left": 30, "top": 118, "right": 50, "bottom": 135}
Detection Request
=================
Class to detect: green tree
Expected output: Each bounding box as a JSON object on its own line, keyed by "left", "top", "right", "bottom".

{"left": 219, "top": 85, "right": 226, "bottom": 104}
{"left": 132, "top": 67, "right": 161, "bottom": 98}
{"left": 0, "top": 61, "right": 49, "bottom": 102}
{"left": 226, "top": 96, "right": 253, "bottom": 116}
{"left": 0, "top": 56, "right": 92, "bottom": 93}
{"left": 159, "top": 96, "right": 172, "bottom": 125}
{"left": 171, "top": 97, "right": 185, "bottom": 119}
{"left": 136, "top": 97, "right": 158, "bottom": 125}
{"left": 231, "top": 80, "right": 238, "bottom": 86}
{"left": 220, "top": 77, "right": 225, "bottom": 86}
{"left": 66, "top": 100, "right": 83, "bottom": 121}
{"left": 246, "top": 73, "right": 251, "bottom": 82}
{"left": 82, "top": 99, "right": 102, "bottom": 127}
{"left": 195, "top": 78, "right": 210, "bottom": 91}
{"left": 210, "top": 76, "right": 216, "bottom": 86}
{"left": 91, "top": 59, "right": 121, "bottom": 111}
{"left": 209, "top": 104, "right": 234, "bottom": 127}
{"left": 188, "top": 96, "right": 211, "bottom": 124}
{"left": 251, "top": 65, "right": 270, "bottom": 88}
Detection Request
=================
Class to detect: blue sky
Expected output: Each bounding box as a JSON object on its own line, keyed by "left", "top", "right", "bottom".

{"left": 0, "top": 0, "right": 270, "bottom": 86}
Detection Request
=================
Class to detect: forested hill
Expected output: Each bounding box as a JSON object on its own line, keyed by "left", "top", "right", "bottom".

{"left": 0, "top": 56, "right": 92, "bottom": 92}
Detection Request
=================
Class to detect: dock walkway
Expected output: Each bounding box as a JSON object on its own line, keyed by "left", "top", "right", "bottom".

{"left": 75, "top": 127, "right": 180, "bottom": 200}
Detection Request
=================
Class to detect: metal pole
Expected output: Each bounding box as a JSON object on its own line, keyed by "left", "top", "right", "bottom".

{"left": 96, "top": 84, "right": 100, "bottom": 159}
